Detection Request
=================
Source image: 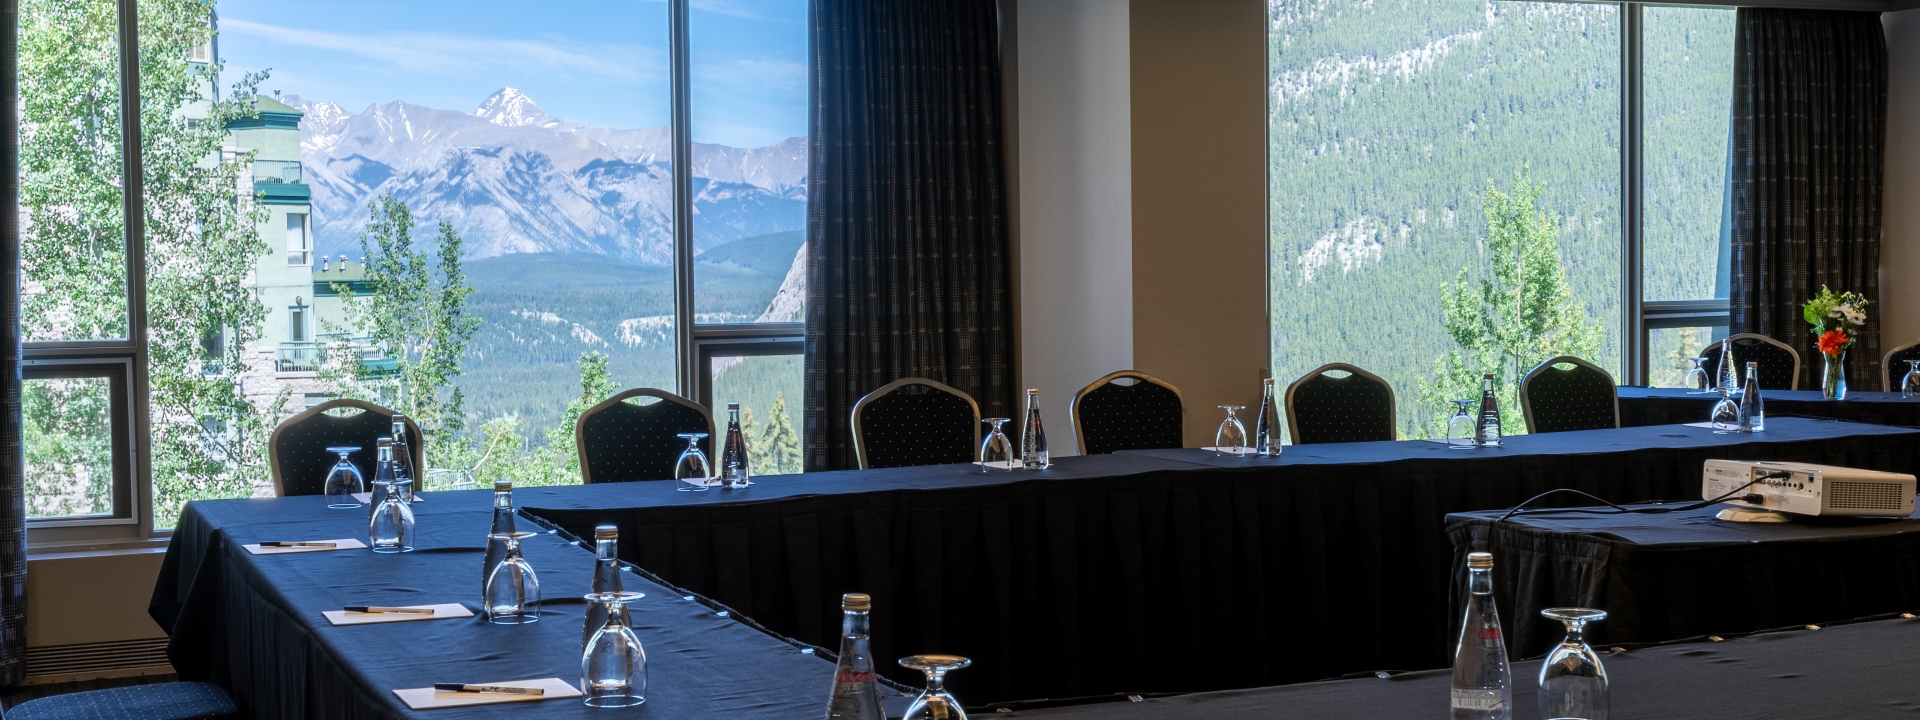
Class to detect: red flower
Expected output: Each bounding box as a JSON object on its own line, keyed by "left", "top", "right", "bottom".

{"left": 1818, "top": 329, "right": 1850, "bottom": 356}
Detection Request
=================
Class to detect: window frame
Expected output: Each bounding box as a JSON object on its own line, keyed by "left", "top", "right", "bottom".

{"left": 20, "top": 356, "right": 139, "bottom": 531}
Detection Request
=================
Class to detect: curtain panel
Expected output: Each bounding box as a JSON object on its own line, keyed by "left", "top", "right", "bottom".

{"left": 1728, "top": 8, "right": 1888, "bottom": 390}
{"left": 804, "top": 0, "right": 1013, "bottom": 472}
{"left": 1, "top": 0, "right": 28, "bottom": 687}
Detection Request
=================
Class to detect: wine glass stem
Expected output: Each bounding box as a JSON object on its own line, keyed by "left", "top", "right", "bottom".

{"left": 1562, "top": 619, "right": 1587, "bottom": 646}
{"left": 923, "top": 669, "right": 947, "bottom": 697}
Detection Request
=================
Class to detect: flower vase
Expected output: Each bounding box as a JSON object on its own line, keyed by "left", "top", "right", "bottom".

{"left": 1822, "top": 351, "right": 1847, "bottom": 400}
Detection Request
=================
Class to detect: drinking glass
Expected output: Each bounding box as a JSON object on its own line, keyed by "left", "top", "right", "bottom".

{"left": 900, "top": 654, "right": 971, "bottom": 720}
{"left": 1710, "top": 388, "right": 1742, "bottom": 434}
{"left": 484, "top": 531, "right": 541, "bottom": 624}
{"left": 1683, "top": 357, "right": 1711, "bottom": 393}
{"left": 323, "top": 446, "right": 364, "bottom": 508}
{"left": 368, "top": 479, "right": 415, "bottom": 553}
{"left": 1447, "top": 399, "right": 1478, "bottom": 449}
{"left": 1538, "top": 608, "right": 1609, "bottom": 720}
{"left": 674, "top": 433, "right": 712, "bottom": 492}
{"left": 979, "top": 419, "right": 1014, "bottom": 472}
{"left": 581, "top": 591, "right": 647, "bottom": 707}
{"left": 1904, "top": 360, "right": 1920, "bottom": 399}
{"left": 424, "top": 467, "right": 476, "bottom": 491}
{"left": 1214, "top": 406, "right": 1247, "bottom": 456}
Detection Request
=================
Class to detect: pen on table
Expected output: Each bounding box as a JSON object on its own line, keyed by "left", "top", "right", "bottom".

{"left": 344, "top": 605, "right": 435, "bottom": 615}
{"left": 433, "top": 683, "right": 545, "bottom": 696}
{"left": 261, "top": 541, "right": 337, "bottom": 548}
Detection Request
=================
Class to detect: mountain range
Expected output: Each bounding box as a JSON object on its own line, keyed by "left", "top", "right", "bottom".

{"left": 284, "top": 88, "right": 807, "bottom": 264}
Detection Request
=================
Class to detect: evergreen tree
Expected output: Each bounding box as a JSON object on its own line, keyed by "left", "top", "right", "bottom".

{"left": 537, "top": 351, "right": 618, "bottom": 482}
{"left": 1418, "top": 170, "right": 1603, "bottom": 436}
{"left": 759, "top": 392, "right": 802, "bottom": 475}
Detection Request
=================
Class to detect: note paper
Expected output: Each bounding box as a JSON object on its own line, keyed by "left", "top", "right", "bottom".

{"left": 393, "top": 678, "right": 581, "bottom": 710}
{"left": 243, "top": 538, "right": 367, "bottom": 555}
{"left": 322, "top": 603, "right": 472, "bottom": 626}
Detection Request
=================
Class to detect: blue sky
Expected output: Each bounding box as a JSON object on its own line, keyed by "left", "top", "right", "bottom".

{"left": 213, "top": 0, "right": 807, "bottom": 148}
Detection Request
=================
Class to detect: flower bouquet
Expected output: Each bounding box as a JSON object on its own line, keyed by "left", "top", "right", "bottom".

{"left": 1803, "top": 286, "right": 1869, "bottom": 400}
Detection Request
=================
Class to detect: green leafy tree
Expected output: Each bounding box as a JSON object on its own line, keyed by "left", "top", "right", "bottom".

{"left": 21, "top": 0, "right": 279, "bottom": 526}
{"left": 758, "top": 392, "right": 802, "bottom": 475}
{"left": 1418, "top": 170, "right": 1604, "bottom": 437}
{"left": 536, "top": 351, "right": 619, "bottom": 483}
{"left": 327, "top": 194, "right": 481, "bottom": 468}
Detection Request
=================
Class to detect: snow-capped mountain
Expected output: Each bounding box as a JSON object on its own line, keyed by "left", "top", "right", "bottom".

{"left": 283, "top": 89, "right": 807, "bottom": 264}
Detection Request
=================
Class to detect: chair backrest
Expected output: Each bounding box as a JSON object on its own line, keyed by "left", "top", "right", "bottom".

{"left": 1284, "top": 363, "right": 1396, "bottom": 444}
{"left": 851, "top": 378, "right": 981, "bottom": 470}
{"left": 1883, "top": 338, "right": 1920, "bottom": 392}
{"left": 1071, "top": 371, "right": 1184, "bottom": 455}
{"left": 1698, "top": 333, "right": 1801, "bottom": 391}
{"left": 1519, "top": 356, "right": 1619, "bottom": 434}
{"left": 270, "top": 399, "right": 424, "bottom": 497}
{"left": 576, "top": 389, "right": 716, "bottom": 484}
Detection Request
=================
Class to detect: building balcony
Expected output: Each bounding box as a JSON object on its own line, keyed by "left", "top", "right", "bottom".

{"left": 277, "top": 337, "right": 393, "bottom": 377}
{"left": 275, "top": 342, "right": 319, "bottom": 373}
{"left": 253, "top": 160, "right": 302, "bottom": 184}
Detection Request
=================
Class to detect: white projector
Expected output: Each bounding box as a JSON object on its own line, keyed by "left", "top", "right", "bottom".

{"left": 1703, "top": 459, "right": 1916, "bottom": 519}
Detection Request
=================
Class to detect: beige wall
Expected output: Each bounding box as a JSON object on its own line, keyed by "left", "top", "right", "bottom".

{"left": 28, "top": 550, "right": 167, "bottom": 647}
{"left": 1130, "top": 0, "right": 1270, "bottom": 443}
{"left": 1884, "top": 10, "right": 1920, "bottom": 354}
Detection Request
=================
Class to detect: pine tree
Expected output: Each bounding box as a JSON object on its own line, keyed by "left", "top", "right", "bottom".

{"left": 759, "top": 392, "right": 802, "bottom": 475}
{"left": 1418, "top": 169, "right": 1604, "bottom": 437}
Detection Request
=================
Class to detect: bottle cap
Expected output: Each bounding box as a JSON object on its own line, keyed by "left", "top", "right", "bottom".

{"left": 1264, "top": 377, "right": 1275, "bottom": 386}
{"left": 594, "top": 525, "right": 617, "bottom": 541}
{"left": 1467, "top": 552, "right": 1493, "bottom": 569}
{"left": 1027, "top": 388, "right": 1039, "bottom": 395}
{"left": 1746, "top": 361, "right": 1758, "bottom": 368}
{"left": 376, "top": 437, "right": 393, "bottom": 447}
{"left": 391, "top": 413, "right": 407, "bottom": 421}
{"left": 1483, "top": 373, "right": 1494, "bottom": 380}
{"left": 728, "top": 402, "right": 740, "bottom": 410}
{"left": 842, "top": 593, "right": 872, "bottom": 611}
{"left": 494, "top": 479, "right": 512, "bottom": 492}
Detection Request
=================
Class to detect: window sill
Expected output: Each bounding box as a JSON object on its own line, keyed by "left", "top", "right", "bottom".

{"left": 27, "top": 537, "right": 171, "bottom": 559}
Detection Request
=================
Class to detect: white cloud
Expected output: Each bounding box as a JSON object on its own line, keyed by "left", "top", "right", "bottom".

{"left": 694, "top": 58, "right": 806, "bottom": 94}
{"left": 218, "top": 18, "right": 657, "bottom": 83}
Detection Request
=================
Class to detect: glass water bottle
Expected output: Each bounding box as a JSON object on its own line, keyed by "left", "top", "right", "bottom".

{"left": 1739, "top": 361, "right": 1765, "bottom": 433}
{"left": 368, "top": 437, "right": 395, "bottom": 520}
{"left": 825, "top": 593, "right": 885, "bottom": 720}
{"left": 484, "top": 479, "right": 516, "bottom": 603}
{"left": 582, "top": 525, "right": 632, "bottom": 648}
{"left": 1254, "top": 378, "right": 1282, "bottom": 457}
{"left": 1475, "top": 374, "right": 1502, "bottom": 447}
{"left": 1452, "top": 552, "right": 1512, "bottom": 719}
{"left": 1021, "top": 389, "right": 1049, "bottom": 470}
{"left": 367, "top": 441, "right": 415, "bottom": 553}
{"left": 1719, "top": 339, "right": 1738, "bottom": 393}
{"left": 389, "top": 415, "right": 415, "bottom": 501}
{"left": 721, "top": 403, "right": 751, "bottom": 489}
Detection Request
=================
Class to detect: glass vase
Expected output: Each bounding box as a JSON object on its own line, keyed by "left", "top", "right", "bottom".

{"left": 1822, "top": 351, "right": 1846, "bottom": 401}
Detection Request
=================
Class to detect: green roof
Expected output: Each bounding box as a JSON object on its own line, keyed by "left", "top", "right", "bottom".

{"left": 226, "top": 95, "right": 303, "bottom": 131}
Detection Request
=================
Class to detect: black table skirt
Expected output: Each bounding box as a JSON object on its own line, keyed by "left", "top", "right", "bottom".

{"left": 1014, "top": 616, "right": 1920, "bottom": 719}
{"left": 520, "top": 418, "right": 1920, "bottom": 704}
{"left": 1444, "top": 503, "right": 1920, "bottom": 658}
{"left": 1618, "top": 386, "right": 1920, "bottom": 428}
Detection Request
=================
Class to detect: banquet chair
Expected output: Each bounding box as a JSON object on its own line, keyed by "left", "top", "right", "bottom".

{"left": 851, "top": 378, "right": 981, "bottom": 469}
{"left": 1697, "top": 333, "right": 1801, "bottom": 391}
{"left": 576, "top": 389, "right": 716, "bottom": 483}
{"left": 1883, "top": 339, "right": 1920, "bottom": 392}
{"left": 1519, "top": 356, "right": 1620, "bottom": 433}
{"left": 269, "top": 399, "right": 424, "bottom": 497}
{"left": 3, "top": 681, "right": 237, "bottom": 720}
{"left": 1285, "top": 363, "right": 1396, "bottom": 444}
{"left": 1071, "top": 371, "right": 1184, "bottom": 455}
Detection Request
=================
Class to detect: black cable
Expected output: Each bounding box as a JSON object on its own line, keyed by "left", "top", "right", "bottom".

{"left": 1494, "top": 478, "right": 1763, "bottom": 524}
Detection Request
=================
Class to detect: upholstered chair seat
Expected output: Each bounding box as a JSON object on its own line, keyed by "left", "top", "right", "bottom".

{"left": 1072, "top": 371, "right": 1184, "bottom": 455}
{"left": 852, "top": 378, "right": 981, "bottom": 469}
{"left": 6, "top": 682, "right": 238, "bottom": 720}
{"left": 1285, "top": 364, "right": 1396, "bottom": 444}
{"left": 1698, "top": 334, "right": 1802, "bottom": 391}
{"left": 1520, "top": 356, "right": 1620, "bottom": 434}
{"left": 576, "top": 389, "right": 716, "bottom": 483}
{"left": 269, "top": 400, "right": 424, "bottom": 497}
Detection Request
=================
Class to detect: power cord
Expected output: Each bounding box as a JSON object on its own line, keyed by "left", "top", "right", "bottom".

{"left": 1493, "top": 478, "right": 1763, "bottom": 524}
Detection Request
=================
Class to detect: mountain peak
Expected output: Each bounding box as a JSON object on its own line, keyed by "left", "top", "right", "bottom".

{"left": 474, "top": 87, "right": 559, "bottom": 128}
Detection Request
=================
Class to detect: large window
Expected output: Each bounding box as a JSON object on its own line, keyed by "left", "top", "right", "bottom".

{"left": 1267, "top": 0, "right": 1737, "bottom": 436}
{"left": 16, "top": 0, "right": 810, "bottom": 544}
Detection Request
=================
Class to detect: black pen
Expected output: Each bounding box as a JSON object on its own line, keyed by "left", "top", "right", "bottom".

{"left": 262, "top": 541, "right": 337, "bottom": 548}
{"left": 433, "top": 683, "right": 544, "bottom": 696}
{"left": 344, "top": 605, "right": 435, "bottom": 615}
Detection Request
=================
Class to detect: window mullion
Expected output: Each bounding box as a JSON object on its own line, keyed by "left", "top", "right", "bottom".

{"left": 670, "top": 0, "right": 696, "bottom": 399}
{"left": 1620, "top": 2, "right": 1646, "bottom": 385}
{"left": 115, "top": 0, "right": 156, "bottom": 539}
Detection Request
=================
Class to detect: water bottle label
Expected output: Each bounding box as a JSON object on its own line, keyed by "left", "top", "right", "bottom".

{"left": 1450, "top": 688, "right": 1505, "bottom": 711}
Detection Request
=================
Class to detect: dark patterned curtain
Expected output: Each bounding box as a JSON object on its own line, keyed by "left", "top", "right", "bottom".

{"left": 1728, "top": 8, "right": 1887, "bottom": 390}
{"left": 804, "top": 0, "right": 1011, "bottom": 471}
{"left": 1, "top": 0, "right": 26, "bottom": 686}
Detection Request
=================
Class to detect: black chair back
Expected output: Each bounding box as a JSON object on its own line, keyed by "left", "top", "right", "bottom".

{"left": 270, "top": 399, "right": 424, "bottom": 497}
{"left": 1284, "top": 363, "right": 1396, "bottom": 444}
{"left": 1698, "top": 333, "right": 1802, "bottom": 391}
{"left": 1519, "top": 356, "right": 1619, "bottom": 433}
{"left": 1072, "top": 371, "right": 1184, "bottom": 454}
{"left": 851, "top": 378, "right": 981, "bottom": 469}
{"left": 1884, "top": 339, "right": 1920, "bottom": 392}
{"left": 576, "top": 389, "right": 716, "bottom": 483}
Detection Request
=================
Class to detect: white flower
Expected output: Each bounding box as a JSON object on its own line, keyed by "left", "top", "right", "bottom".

{"left": 1830, "top": 307, "right": 1846, "bottom": 319}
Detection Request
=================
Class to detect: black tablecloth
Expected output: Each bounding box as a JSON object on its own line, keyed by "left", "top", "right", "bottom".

{"left": 1618, "top": 386, "right": 1920, "bottom": 428}
{"left": 148, "top": 493, "right": 909, "bottom": 720}
{"left": 519, "top": 418, "right": 1920, "bottom": 703}
{"left": 1016, "top": 616, "right": 1920, "bottom": 719}
{"left": 1444, "top": 501, "right": 1920, "bottom": 657}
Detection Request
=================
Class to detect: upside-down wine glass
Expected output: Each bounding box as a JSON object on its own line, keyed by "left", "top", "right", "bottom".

{"left": 1537, "top": 608, "right": 1609, "bottom": 720}
{"left": 1710, "top": 387, "right": 1742, "bottom": 434}
{"left": 581, "top": 590, "right": 647, "bottom": 707}
{"left": 1904, "top": 360, "right": 1920, "bottom": 399}
{"left": 483, "top": 531, "right": 541, "bottom": 624}
{"left": 900, "top": 655, "right": 971, "bottom": 720}
{"left": 1215, "top": 406, "right": 1247, "bottom": 456}
{"left": 1683, "top": 357, "right": 1712, "bottom": 393}
{"left": 1447, "top": 399, "right": 1478, "bottom": 449}
{"left": 323, "top": 446, "right": 364, "bottom": 508}
{"left": 674, "top": 433, "right": 712, "bottom": 492}
{"left": 979, "top": 419, "right": 1014, "bottom": 473}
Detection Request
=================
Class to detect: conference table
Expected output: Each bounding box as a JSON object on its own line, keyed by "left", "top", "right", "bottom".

{"left": 1617, "top": 386, "right": 1920, "bottom": 428}
{"left": 1444, "top": 501, "right": 1920, "bottom": 658}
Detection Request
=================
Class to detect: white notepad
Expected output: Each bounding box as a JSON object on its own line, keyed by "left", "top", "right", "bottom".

{"left": 322, "top": 603, "right": 473, "bottom": 626}
{"left": 243, "top": 538, "right": 367, "bottom": 555}
{"left": 393, "top": 678, "right": 581, "bottom": 710}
